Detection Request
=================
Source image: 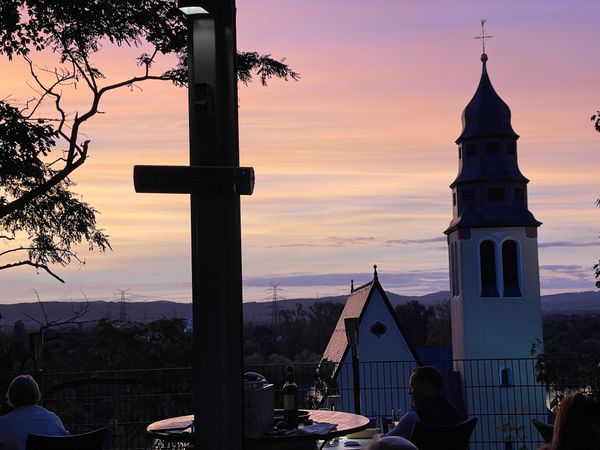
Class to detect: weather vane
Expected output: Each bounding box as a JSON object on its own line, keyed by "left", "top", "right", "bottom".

{"left": 474, "top": 19, "right": 493, "bottom": 54}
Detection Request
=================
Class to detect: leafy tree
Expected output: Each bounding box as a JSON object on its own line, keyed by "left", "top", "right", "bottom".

{"left": 0, "top": 0, "right": 298, "bottom": 281}
{"left": 425, "top": 299, "right": 451, "bottom": 347}
{"left": 394, "top": 300, "right": 434, "bottom": 347}
{"left": 591, "top": 111, "right": 600, "bottom": 133}
{"left": 89, "top": 318, "right": 191, "bottom": 370}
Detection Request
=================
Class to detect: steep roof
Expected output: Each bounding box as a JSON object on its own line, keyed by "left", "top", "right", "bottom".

{"left": 321, "top": 269, "right": 420, "bottom": 376}
{"left": 322, "top": 280, "right": 373, "bottom": 365}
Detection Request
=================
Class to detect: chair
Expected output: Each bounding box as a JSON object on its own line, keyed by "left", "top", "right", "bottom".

{"left": 531, "top": 418, "right": 554, "bottom": 444}
{"left": 410, "top": 418, "right": 478, "bottom": 450}
{"left": 26, "top": 427, "right": 108, "bottom": 450}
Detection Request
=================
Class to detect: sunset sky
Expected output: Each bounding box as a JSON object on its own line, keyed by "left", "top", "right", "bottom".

{"left": 1, "top": 0, "right": 599, "bottom": 305}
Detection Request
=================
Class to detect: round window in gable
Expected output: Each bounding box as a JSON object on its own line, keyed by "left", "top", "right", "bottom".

{"left": 370, "top": 321, "right": 387, "bottom": 338}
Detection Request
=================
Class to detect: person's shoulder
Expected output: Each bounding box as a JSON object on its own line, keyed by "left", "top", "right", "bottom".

{"left": 33, "top": 405, "right": 63, "bottom": 419}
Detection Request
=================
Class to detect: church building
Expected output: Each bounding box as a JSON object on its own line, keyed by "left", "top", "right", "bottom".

{"left": 321, "top": 49, "right": 547, "bottom": 446}
{"left": 322, "top": 266, "right": 419, "bottom": 416}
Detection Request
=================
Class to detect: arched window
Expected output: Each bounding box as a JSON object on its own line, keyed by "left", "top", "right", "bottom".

{"left": 453, "top": 242, "right": 460, "bottom": 297}
{"left": 499, "top": 366, "right": 514, "bottom": 387}
{"left": 450, "top": 244, "right": 456, "bottom": 297}
{"left": 480, "top": 240, "right": 498, "bottom": 297}
{"left": 502, "top": 240, "right": 521, "bottom": 297}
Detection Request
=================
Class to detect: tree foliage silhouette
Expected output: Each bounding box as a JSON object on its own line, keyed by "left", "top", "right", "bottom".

{"left": 0, "top": 0, "right": 299, "bottom": 282}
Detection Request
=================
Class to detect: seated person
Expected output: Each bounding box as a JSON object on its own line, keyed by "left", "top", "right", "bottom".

{"left": 0, "top": 375, "right": 69, "bottom": 450}
{"left": 385, "top": 366, "right": 465, "bottom": 439}
{"left": 539, "top": 392, "right": 600, "bottom": 450}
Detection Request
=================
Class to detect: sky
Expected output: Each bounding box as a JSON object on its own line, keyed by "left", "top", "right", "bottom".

{"left": 1, "top": 0, "right": 599, "bottom": 305}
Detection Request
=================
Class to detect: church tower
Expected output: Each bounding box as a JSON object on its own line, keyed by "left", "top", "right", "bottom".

{"left": 445, "top": 51, "right": 543, "bottom": 361}
{"left": 445, "top": 50, "right": 547, "bottom": 448}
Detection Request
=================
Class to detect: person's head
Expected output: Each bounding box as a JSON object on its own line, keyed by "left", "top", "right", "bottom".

{"left": 551, "top": 392, "right": 600, "bottom": 450}
{"left": 368, "top": 436, "right": 418, "bottom": 450}
{"left": 409, "top": 366, "right": 444, "bottom": 403}
{"left": 6, "top": 375, "right": 41, "bottom": 409}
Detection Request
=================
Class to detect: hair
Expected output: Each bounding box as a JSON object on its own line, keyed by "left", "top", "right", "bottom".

{"left": 412, "top": 366, "right": 444, "bottom": 392}
{"left": 6, "top": 375, "right": 41, "bottom": 408}
{"left": 551, "top": 392, "right": 600, "bottom": 450}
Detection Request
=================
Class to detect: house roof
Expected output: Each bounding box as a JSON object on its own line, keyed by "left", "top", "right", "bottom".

{"left": 321, "top": 267, "right": 421, "bottom": 376}
{"left": 322, "top": 279, "right": 373, "bottom": 365}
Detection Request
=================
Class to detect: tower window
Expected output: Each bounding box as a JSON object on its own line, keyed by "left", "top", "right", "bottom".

{"left": 452, "top": 192, "right": 456, "bottom": 206}
{"left": 507, "top": 142, "right": 516, "bottom": 155}
{"left": 502, "top": 240, "right": 521, "bottom": 297}
{"left": 480, "top": 240, "right": 499, "bottom": 297}
{"left": 515, "top": 188, "right": 524, "bottom": 201}
{"left": 486, "top": 142, "right": 500, "bottom": 154}
{"left": 465, "top": 143, "right": 477, "bottom": 156}
{"left": 453, "top": 242, "right": 460, "bottom": 297}
{"left": 462, "top": 189, "right": 476, "bottom": 201}
{"left": 488, "top": 188, "right": 505, "bottom": 201}
{"left": 458, "top": 146, "right": 462, "bottom": 159}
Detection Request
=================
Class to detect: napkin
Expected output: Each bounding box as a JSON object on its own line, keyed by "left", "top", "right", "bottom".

{"left": 300, "top": 422, "right": 338, "bottom": 435}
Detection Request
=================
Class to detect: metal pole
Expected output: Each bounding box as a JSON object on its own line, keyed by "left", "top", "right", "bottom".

{"left": 187, "top": 1, "right": 244, "bottom": 449}
{"left": 351, "top": 346, "right": 361, "bottom": 415}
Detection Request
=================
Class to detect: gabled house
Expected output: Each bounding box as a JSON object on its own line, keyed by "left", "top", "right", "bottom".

{"left": 321, "top": 265, "right": 419, "bottom": 416}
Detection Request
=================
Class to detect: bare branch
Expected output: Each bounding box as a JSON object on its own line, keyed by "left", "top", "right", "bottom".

{"left": 59, "top": 40, "right": 97, "bottom": 93}
{"left": 33, "top": 289, "right": 49, "bottom": 327}
{"left": 22, "top": 56, "right": 74, "bottom": 122}
{"left": 0, "top": 261, "right": 65, "bottom": 283}
{"left": 78, "top": 73, "right": 171, "bottom": 124}
{"left": 0, "top": 245, "right": 84, "bottom": 264}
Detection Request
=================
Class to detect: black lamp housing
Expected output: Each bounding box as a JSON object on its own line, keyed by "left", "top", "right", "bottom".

{"left": 178, "top": 0, "right": 210, "bottom": 15}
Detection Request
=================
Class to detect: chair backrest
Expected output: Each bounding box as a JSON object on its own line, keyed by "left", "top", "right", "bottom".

{"left": 26, "top": 427, "right": 108, "bottom": 450}
{"left": 531, "top": 418, "right": 554, "bottom": 444}
{"left": 410, "top": 417, "right": 478, "bottom": 450}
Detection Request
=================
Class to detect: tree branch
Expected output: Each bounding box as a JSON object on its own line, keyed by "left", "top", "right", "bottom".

{"left": 0, "top": 260, "right": 65, "bottom": 283}
{"left": 0, "top": 245, "right": 83, "bottom": 264}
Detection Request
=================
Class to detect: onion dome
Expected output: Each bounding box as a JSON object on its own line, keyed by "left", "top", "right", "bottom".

{"left": 456, "top": 53, "right": 518, "bottom": 143}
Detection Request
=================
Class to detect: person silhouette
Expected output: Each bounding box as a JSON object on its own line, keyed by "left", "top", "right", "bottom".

{"left": 540, "top": 392, "right": 600, "bottom": 450}
{"left": 385, "top": 366, "right": 465, "bottom": 439}
{"left": 0, "top": 375, "right": 69, "bottom": 450}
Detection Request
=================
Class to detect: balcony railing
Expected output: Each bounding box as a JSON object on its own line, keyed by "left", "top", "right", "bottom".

{"left": 1, "top": 357, "right": 597, "bottom": 450}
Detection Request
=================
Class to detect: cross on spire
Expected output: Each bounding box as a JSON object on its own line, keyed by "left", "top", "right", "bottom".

{"left": 474, "top": 19, "right": 493, "bottom": 54}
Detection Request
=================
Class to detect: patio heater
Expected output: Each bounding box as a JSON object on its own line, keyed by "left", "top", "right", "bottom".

{"left": 345, "top": 317, "right": 361, "bottom": 414}
{"left": 178, "top": 1, "right": 245, "bottom": 449}
{"left": 133, "top": 0, "right": 250, "bottom": 448}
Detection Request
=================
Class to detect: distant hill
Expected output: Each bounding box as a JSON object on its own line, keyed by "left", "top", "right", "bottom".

{"left": 1, "top": 290, "right": 599, "bottom": 330}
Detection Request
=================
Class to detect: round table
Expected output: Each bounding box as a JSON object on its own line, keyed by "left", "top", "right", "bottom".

{"left": 147, "top": 409, "right": 370, "bottom": 450}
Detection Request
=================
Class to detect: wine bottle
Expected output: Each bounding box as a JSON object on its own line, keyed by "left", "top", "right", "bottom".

{"left": 282, "top": 365, "right": 299, "bottom": 428}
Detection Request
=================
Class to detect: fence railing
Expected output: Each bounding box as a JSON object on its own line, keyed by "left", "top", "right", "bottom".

{"left": 2, "top": 357, "right": 597, "bottom": 450}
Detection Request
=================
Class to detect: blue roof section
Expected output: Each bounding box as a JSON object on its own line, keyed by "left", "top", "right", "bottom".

{"left": 457, "top": 54, "right": 518, "bottom": 143}
{"left": 445, "top": 204, "right": 542, "bottom": 234}
{"left": 416, "top": 346, "right": 453, "bottom": 374}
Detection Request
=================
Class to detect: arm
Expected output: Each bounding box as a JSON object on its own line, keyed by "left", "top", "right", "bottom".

{"left": 384, "top": 411, "right": 420, "bottom": 439}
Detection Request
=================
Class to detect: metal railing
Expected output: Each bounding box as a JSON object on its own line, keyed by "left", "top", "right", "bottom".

{"left": 2, "top": 357, "right": 597, "bottom": 450}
